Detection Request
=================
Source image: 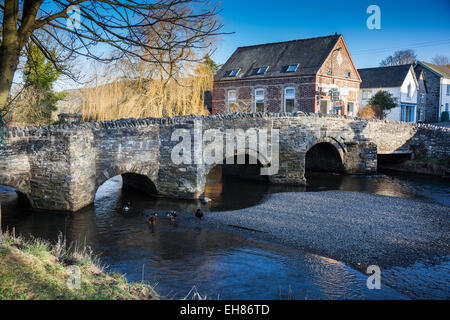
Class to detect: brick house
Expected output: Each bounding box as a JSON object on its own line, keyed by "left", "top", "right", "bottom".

{"left": 414, "top": 62, "right": 450, "bottom": 122}
{"left": 212, "top": 34, "right": 361, "bottom": 116}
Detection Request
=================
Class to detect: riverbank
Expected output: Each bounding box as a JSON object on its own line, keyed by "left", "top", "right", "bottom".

{"left": 379, "top": 159, "right": 450, "bottom": 178}
{"left": 0, "top": 231, "right": 158, "bottom": 300}
{"left": 182, "top": 191, "right": 450, "bottom": 273}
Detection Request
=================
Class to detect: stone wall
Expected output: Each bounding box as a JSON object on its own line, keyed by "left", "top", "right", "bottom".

{"left": 415, "top": 65, "right": 440, "bottom": 122}
{"left": 0, "top": 113, "right": 448, "bottom": 212}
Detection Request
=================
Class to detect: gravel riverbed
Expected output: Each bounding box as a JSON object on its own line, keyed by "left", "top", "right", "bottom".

{"left": 181, "top": 191, "right": 450, "bottom": 272}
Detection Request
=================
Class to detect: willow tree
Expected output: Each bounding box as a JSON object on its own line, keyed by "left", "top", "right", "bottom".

{"left": 0, "top": 0, "right": 223, "bottom": 118}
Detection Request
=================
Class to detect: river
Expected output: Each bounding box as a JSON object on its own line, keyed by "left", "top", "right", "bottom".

{"left": 0, "top": 169, "right": 449, "bottom": 300}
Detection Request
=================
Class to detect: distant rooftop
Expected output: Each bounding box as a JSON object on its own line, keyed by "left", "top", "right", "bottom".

{"left": 417, "top": 61, "right": 450, "bottom": 79}
{"left": 358, "top": 64, "right": 414, "bottom": 89}
{"left": 215, "top": 34, "right": 342, "bottom": 81}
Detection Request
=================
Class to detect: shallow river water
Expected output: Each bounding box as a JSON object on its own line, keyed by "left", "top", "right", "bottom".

{"left": 1, "top": 170, "right": 449, "bottom": 300}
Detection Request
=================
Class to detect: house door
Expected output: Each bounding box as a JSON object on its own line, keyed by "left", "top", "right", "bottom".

{"left": 401, "top": 105, "right": 416, "bottom": 122}
{"left": 319, "top": 100, "right": 330, "bottom": 114}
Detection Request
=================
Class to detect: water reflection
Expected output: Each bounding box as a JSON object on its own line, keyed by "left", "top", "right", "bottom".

{"left": 203, "top": 168, "right": 450, "bottom": 209}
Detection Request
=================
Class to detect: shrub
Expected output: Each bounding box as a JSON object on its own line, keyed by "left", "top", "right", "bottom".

{"left": 358, "top": 105, "right": 383, "bottom": 119}
{"left": 12, "top": 86, "right": 65, "bottom": 126}
{"left": 368, "top": 90, "right": 397, "bottom": 119}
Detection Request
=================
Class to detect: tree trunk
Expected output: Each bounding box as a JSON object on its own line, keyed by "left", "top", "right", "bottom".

{"left": 0, "top": 46, "right": 21, "bottom": 114}
{"left": 0, "top": 0, "right": 20, "bottom": 116}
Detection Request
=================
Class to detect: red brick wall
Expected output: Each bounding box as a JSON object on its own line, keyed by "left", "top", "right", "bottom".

{"left": 212, "top": 75, "right": 359, "bottom": 115}
{"left": 315, "top": 75, "right": 360, "bottom": 115}
{"left": 213, "top": 76, "right": 317, "bottom": 114}
{"left": 315, "top": 37, "right": 361, "bottom": 115}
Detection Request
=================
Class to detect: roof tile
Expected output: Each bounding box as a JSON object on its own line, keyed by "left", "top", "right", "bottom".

{"left": 215, "top": 34, "right": 341, "bottom": 81}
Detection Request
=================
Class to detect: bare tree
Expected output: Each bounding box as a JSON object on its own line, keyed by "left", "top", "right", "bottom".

{"left": 431, "top": 55, "right": 450, "bottom": 66}
{"left": 0, "top": 0, "right": 223, "bottom": 119}
{"left": 380, "top": 49, "right": 417, "bottom": 67}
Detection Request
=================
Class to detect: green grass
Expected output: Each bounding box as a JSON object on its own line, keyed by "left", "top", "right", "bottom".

{"left": 0, "top": 231, "right": 158, "bottom": 300}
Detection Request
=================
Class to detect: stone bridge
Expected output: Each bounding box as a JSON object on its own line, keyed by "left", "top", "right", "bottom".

{"left": 0, "top": 113, "right": 449, "bottom": 212}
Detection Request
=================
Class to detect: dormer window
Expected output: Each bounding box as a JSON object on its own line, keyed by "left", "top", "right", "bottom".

{"left": 256, "top": 66, "right": 269, "bottom": 75}
{"left": 227, "top": 69, "right": 240, "bottom": 77}
{"left": 286, "top": 64, "right": 299, "bottom": 72}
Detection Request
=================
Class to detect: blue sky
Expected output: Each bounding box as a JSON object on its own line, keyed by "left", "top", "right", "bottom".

{"left": 211, "top": 0, "right": 450, "bottom": 68}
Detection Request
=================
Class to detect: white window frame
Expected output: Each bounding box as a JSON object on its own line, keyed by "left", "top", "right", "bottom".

{"left": 286, "top": 64, "right": 299, "bottom": 73}
{"left": 254, "top": 88, "right": 265, "bottom": 112}
{"left": 362, "top": 89, "right": 372, "bottom": 100}
{"left": 256, "top": 66, "right": 269, "bottom": 75}
{"left": 227, "top": 90, "right": 237, "bottom": 113}
{"left": 228, "top": 69, "right": 240, "bottom": 77}
{"left": 284, "top": 87, "right": 296, "bottom": 113}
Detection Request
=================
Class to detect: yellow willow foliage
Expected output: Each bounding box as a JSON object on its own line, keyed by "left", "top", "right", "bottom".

{"left": 81, "top": 62, "right": 213, "bottom": 121}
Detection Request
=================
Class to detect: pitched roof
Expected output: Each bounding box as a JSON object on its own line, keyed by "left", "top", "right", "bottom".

{"left": 215, "top": 34, "right": 341, "bottom": 81}
{"left": 416, "top": 61, "right": 450, "bottom": 79}
{"left": 357, "top": 64, "right": 414, "bottom": 89}
{"left": 414, "top": 69, "right": 428, "bottom": 93}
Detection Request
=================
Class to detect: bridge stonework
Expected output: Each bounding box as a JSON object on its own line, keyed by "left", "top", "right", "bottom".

{"left": 0, "top": 113, "right": 449, "bottom": 212}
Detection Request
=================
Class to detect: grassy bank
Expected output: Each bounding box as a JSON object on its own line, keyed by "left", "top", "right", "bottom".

{"left": 0, "top": 231, "right": 158, "bottom": 300}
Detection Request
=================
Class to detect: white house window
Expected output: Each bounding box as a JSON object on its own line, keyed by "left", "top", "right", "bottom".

{"left": 362, "top": 89, "right": 371, "bottom": 100}
{"left": 256, "top": 66, "right": 269, "bottom": 75}
{"left": 345, "top": 72, "right": 350, "bottom": 78}
{"left": 347, "top": 102, "right": 355, "bottom": 116}
{"left": 284, "top": 87, "right": 295, "bottom": 113}
{"left": 286, "top": 64, "right": 299, "bottom": 72}
{"left": 447, "top": 84, "right": 450, "bottom": 96}
{"left": 445, "top": 103, "right": 449, "bottom": 112}
{"left": 255, "top": 89, "right": 265, "bottom": 112}
{"left": 407, "top": 84, "right": 413, "bottom": 98}
{"left": 227, "top": 69, "right": 240, "bottom": 77}
{"left": 228, "top": 90, "right": 237, "bottom": 113}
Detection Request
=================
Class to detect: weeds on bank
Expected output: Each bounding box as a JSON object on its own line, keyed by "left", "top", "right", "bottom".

{"left": 0, "top": 230, "right": 158, "bottom": 300}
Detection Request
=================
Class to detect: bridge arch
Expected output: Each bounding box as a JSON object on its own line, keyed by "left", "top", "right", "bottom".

{"left": 201, "top": 148, "right": 272, "bottom": 199}
{"left": 96, "top": 165, "right": 159, "bottom": 197}
{"left": 0, "top": 178, "right": 32, "bottom": 207}
{"left": 204, "top": 147, "right": 272, "bottom": 181}
{"left": 305, "top": 137, "right": 346, "bottom": 173}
